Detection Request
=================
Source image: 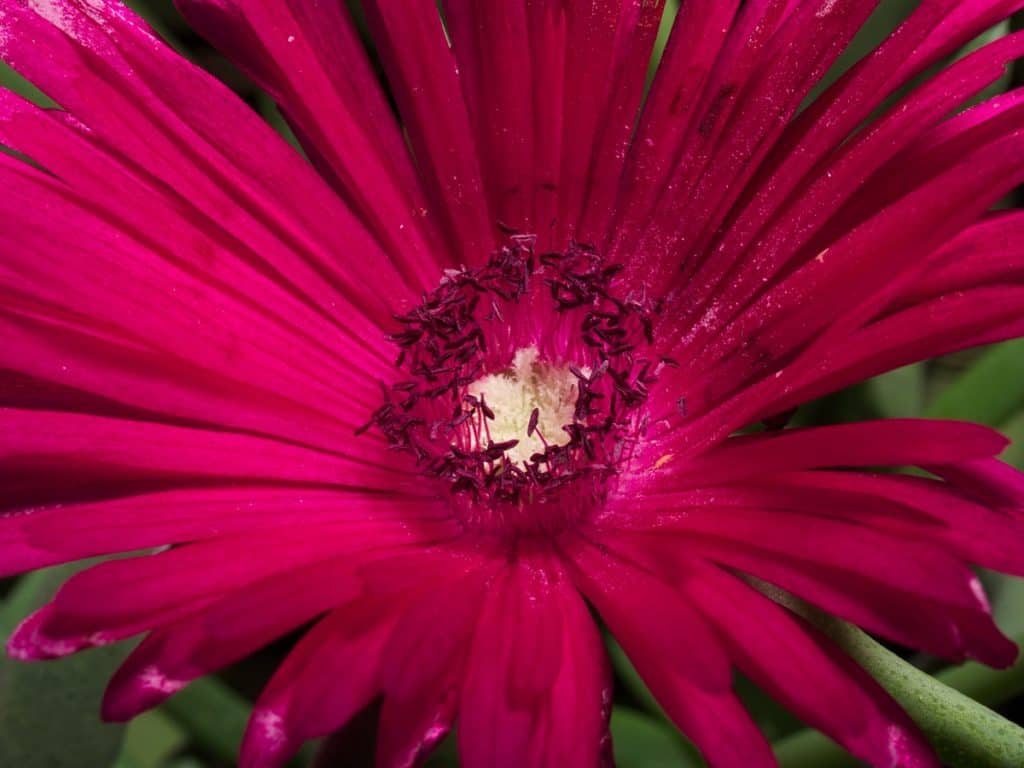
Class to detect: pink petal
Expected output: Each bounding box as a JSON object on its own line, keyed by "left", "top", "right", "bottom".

{"left": 378, "top": 686, "right": 458, "bottom": 768}
{"left": 575, "top": 536, "right": 774, "bottom": 768}
{"left": 685, "top": 560, "right": 938, "bottom": 768}
{"left": 634, "top": 0, "right": 877, "bottom": 294}
{"left": 458, "top": 560, "right": 611, "bottom": 768}
{"left": 99, "top": 554, "right": 376, "bottom": 723}
{"left": 666, "top": 30, "right": 1024, "bottom": 346}
{"left": 0, "top": 487, "right": 447, "bottom": 577}
{"left": 758, "top": 286, "right": 1024, "bottom": 417}
{"left": 614, "top": 0, "right": 773, "bottom": 279}
{"left": 524, "top": 575, "right": 613, "bottom": 768}
{"left": 236, "top": 552, "right": 488, "bottom": 767}
{"left": 6, "top": 520, "right": 452, "bottom": 663}
{"left": 733, "top": 471, "right": 1024, "bottom": 575}
{"left": 929, "top": 458, "right": 1024, "bottom": 509}
{"left": 636, "top": 504, "right": 996, "bottom": 605}
{"left": 575, "top": 2, "right": 667, "bottom": 248}
{"left": 0, "top": 308, "right": 382, "bottom": 456}
{"left": 902, "top": 212, "right": 1024, "bottom": 303}
{"left": 456, "top": 567, "right": 547, "bottom": 768}
{"left": 239, "top": 598, "right": 401, "bottom": 768}
{"left": 360, "top": 1, "right": 494, "bottom": 264}
{"left": 650, "top": 99, "right": 1024, "bottom": 449}
{"left": 0, "top": 0, "right": 413, "bottom": 327}
{"left": 647, "top": 420, "right": 1006, "bottom": 485}
{"left": 699, "top": 0, "right": 1015, "bottom": 301}
{"left": 568, "top": 537, "right": 731, "bottom": 692}
{"left": 442, "top": 1, "right": 536, "bottom": 233}
{"left": 0, "top": 91, "right": 391, "bottom": 369}
{"left": 376, "top": 567, "right": 493, "bottom": 768}
{"left": 671, "top": 534, "right": 1015, "bottom": 667}
{"left": 0, "top": 151, "right": 395, "bottom": 447}
{"left": 173, "top": 0, "right": 447, "bottom": 288}
{"left": 0, "top": 409, "right": 417, "bottom": 513}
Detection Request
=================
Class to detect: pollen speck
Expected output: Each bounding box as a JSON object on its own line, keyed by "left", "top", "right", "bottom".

{"left": 654, "top": 453, "right": 674, "bottom": 470}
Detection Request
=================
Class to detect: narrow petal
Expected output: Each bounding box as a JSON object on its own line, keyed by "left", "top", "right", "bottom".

{"left": 576, "top": 2, "right": 667, "bottom": 247}
{"left": 0, "top": 409, "right": 417, "bottom": 513}
{"left": 568, "top": 537, "right": 731, "bottom": 692}
{"left": 0, "top": 97, "right": 394, "bottom": 366}
{"left": 692, "top": 0, "right": 1009, "bottom": 312}
{"left": 931, "top": 458, "right": 1024, "bottom": 509}
{"left": 0, "top": 159, "right": 390, "bottom": 429}
{"left": 243, "top": 552, "right": 491, "bottom": 768}
{"left": 619, "top": 509, "right": 989, "bottom": 621}
{"left": 376, "top": 566, "right": 494, "bottom": 768}
{"left": 684, "top": 561, "right": 937, "bottom": 768}
{"left": 0, "top": 0, "right": 412, "bottom": 327}
{"left": 457, "top": 566, "right": 552, "bottom": 767}
{"left": 238, "top": 598, "right": 400, "bottom": 768}
{"left": 442, "top": 1, "right": 536, "bottom": 232}
{"left": 647, "top": 86, "right": 1024, "bottom": 451}
{"left": 758, "top": 287, "right": 1024, "bottom": 418}
{"left": 668, "top": 535, "right": 1015, "bottom": 667}
{"left": 619, "top": 0, "right": 875, "bottom": 291}
{"left": 0, "top": 488, "right": 446, "bottom": 578}
{"left": 173, "top": 0, "right": 447, "bottom": 287}
{"left": 573, "top": 537, "right": 774, "bottom": 768}
{"left": 458, "top": 560, "right": 611, "bottom": 768}
{"left": 629, "top": 471, "right": 1024, "bottom": 577}
{"left": 527, "top": 573, "right": 612, "bottom": 768}
{"left": 645, "top": 420, "right": 1006, "bottom": 486}
{"left": 360, "top": 1, "right": 494, "bottom": 264}
{"left": 665, "top": 30, "right": 1024, "bottom": 341}
{"left": 101, "top": 564, "right": 362, "bottom": 723}
{"left": 644, "top": 0, "right": 877, "bottom": 284}
{"left": 8, "top": 533, "right": 456, "bottom": 665}
{"left": 902, "top": 212, "right": 1024, "bottom": 303}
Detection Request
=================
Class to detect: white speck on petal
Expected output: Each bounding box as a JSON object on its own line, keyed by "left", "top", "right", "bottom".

{"left": 255, "top": 710, "right": 287, "bottom": 746}
{"left": 29, "top": 0, "right": 75, "bottom": 35}
{"left": 816, "top": 0, "right": 839, "bottom": 17}
{"left": 139, "top": 665, "right": 186, "bottom": 694}
{"left": 969, "top": 575, "right": 991, "bottom": 611}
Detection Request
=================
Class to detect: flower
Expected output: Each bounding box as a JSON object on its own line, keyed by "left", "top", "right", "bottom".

{"left": 2, "top": 0, "right": 1024, "bottom": 766}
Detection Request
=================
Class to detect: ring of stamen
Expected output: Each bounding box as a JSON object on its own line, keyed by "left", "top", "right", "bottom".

{"left": 359, "top": 236, "right": 673, "bottom": 532}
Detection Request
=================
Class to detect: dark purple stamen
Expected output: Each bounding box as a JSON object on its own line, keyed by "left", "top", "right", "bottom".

{"left": 527, "top": 407, "right": 540, "bottom": 437}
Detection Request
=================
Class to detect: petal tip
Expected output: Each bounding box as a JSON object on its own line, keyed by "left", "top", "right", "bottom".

{"left": 239, "top": 708, "right": 294, "bottom": 768}
{"left": 101, "top": 664, "right": 186, "bottom": 722}
{"left": 5, "top": 604, "right": 81, "bottom": 660}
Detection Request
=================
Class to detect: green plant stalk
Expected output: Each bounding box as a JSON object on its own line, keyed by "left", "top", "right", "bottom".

{"left": 767, "top": 582, "right": 1024, "bottom": 768}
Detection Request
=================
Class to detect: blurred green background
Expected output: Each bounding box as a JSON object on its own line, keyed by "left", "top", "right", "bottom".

{"left": 1, "top": 2, "right": 1023, "bottom": 767}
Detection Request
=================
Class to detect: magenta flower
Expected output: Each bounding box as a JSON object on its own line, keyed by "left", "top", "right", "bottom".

{"left": 2, "top": 1, "right": 1024, "bottom": 766}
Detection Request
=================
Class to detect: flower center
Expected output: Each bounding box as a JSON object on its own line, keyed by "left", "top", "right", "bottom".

{"left": 464, "top": 346, "right": 577, "bottom": 466}
{"left": 359, "top": 236, "right": 670, "bottom": 535}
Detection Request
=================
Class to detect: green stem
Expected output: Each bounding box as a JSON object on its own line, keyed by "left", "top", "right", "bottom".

{"left": 766, "top": 583, "right": 1024, "bottom": 768}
